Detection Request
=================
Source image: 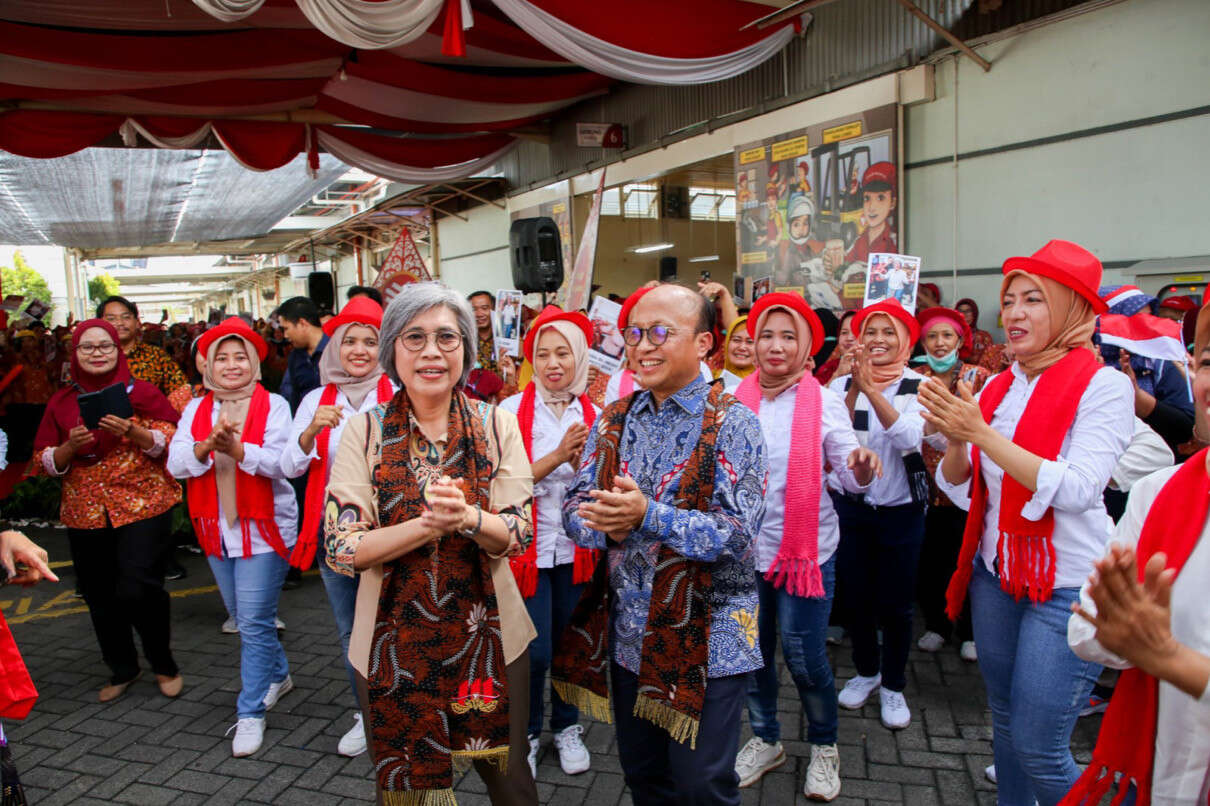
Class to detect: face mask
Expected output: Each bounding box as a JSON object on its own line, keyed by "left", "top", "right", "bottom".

{"left": 926, "top": 348, "right": 960, "bottom": 373}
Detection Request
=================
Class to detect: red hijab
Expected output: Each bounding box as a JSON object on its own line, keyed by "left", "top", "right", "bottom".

{"left": 34, "top": 319, "right": 180, "bottom": 468}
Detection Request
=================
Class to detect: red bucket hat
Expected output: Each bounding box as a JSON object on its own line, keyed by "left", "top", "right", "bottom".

{"left": 323, "top": 296, "right": 383, "bottom": 337}
{"left": 197, "top": 317, "right": 268, "bottom": 361}
{"left": 523, "top": 305, "right": 593, "bottom": 364}
{"left": 853, "top": 298, "right": 921, "bottom": 344}
{"left": 1002, "top": 239, "right": 1108, "bottom": 314}
{"left": 746, "top": 292, "right": 825, "bottom": 354}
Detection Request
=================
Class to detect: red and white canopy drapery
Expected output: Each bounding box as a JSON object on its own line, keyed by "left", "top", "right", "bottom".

{"left": 0, "top": 110, "right": 518, "bottom": 182}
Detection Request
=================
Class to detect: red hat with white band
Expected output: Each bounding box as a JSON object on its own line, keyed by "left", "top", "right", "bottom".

{"left": 523, "top": 305, "right": 593, "bottom": 364}
{"left": 197, "top": 317, "right": 268, "bottom": 361}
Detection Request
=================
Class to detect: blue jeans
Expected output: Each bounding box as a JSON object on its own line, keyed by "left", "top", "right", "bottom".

{"left": 208, "top": 551, "right": 290, "bottom": 718}
{"left": 523, "top": 563, "right": 584, "bottom": 737}
{"left": 747, "top": 556, "right": 838, "bottom": 746}
{"left": 970, "top": 562, "right": 1101, "bottom": 806}
{"left": 318, "top": 544, "right": 359, "bottom": 709}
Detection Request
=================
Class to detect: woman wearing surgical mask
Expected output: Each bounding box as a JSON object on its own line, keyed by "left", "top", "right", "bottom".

{"left": 913, "top": 307, "right": 991, "bottom": 663}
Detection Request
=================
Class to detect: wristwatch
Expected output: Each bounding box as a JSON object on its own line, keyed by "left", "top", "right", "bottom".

{"left": 458, "top": 506, "right": 483, "bottom": 537}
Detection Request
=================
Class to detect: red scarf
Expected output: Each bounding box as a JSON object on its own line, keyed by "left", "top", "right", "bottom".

{"left": 1061, "top": 449, "right": 1210, "bottom": 806}
{"left": 510, "top": 383, "right": 598, "bottom": 597}
{"left": 293, "top": 375, "right": 393, "bottom": 568}
{"left": 945, "top": 349, "right": 1101, "bottom": 617}
{"left": 187, "top": 385, "right": 290, "bottom": 561}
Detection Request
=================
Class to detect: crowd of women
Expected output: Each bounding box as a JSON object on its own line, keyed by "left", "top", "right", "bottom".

{"left": 2, "top": 237, "right": 1208, "bottom": 806}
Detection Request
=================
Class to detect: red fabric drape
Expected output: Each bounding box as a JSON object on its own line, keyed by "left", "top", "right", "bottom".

{"left": 0, "top": 110, "right": 120, "bottom": 158}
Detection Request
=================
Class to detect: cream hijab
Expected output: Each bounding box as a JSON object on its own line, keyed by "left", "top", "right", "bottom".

{"left": 531, "top": 320, "right": 589, "bottom": 419}
{"left": 202, "top": 334, "right": 261, "bottom": 527}
{"left": 1001, "top": 270, "right": 1096, "bottom": 376}
{"left": 317, "top": 321, "right": 384, "bottom": 409}
{"left": 753, "top": 306, "right": 814, "bottom": 400}
{"left": 862, "top": 312, "right": 913, "bottom": 391}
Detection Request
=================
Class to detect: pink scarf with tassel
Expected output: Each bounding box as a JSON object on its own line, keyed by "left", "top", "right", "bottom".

{"left": 735, "top": 372, "right": 825, "bottom": 597}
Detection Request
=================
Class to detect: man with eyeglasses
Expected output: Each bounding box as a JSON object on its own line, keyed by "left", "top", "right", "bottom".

{"left": 561, "top": 283, "right": 768, "bottom": 806}
{"left": 97, "top": 296, "right": 190, "bottom": 413}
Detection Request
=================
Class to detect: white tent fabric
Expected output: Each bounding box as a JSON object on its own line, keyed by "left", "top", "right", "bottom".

{"left": 488, "top": 0, "right": 801, "bottom": 85}
{"left": 314, "top": 129, "right": 515, "bottom": 183}
{"left": 192, "top": 0, "right": 456, "bottom": 49}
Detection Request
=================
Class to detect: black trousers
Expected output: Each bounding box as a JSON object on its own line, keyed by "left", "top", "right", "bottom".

{"left": 834, "top": 497, "right": 926, "bottom": 692}
{"left": 67, "top": 510, "right": 178, "bottom": 683}
{"left": 612, "top": 662, "right": 747, "bottom": 806}
{"left": 357, "top": 654, "right": 539, "bottom": 806}
{"left": 916, "top": 504, "right": 973, "bottom": 643}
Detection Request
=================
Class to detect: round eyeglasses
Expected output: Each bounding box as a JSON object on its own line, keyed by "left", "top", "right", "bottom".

{"left": 621, "top": 325, "right": 678, "bottom": 347}
{"left": 398, "top": 330, "right": 463, "bottom": 353}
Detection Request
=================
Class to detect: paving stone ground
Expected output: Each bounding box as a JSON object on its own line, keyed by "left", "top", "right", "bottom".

{"left": 2, "top": 525, "right": 1104, "bottom": 804}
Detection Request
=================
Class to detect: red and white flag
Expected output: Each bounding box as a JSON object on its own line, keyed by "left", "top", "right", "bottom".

{"left": 563, "top": 169, "right": 606, "bottom": 312}
{"left": 372, "top": 227, "right": 431, "bottom": 303}
{"left": 1099, "top": 312, "right": 1187, "bottom": 363}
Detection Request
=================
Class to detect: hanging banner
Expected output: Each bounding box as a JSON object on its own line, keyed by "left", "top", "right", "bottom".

{"left": 565, "top": 169, "right": 607, "bottom": 312}
{"left": 734, "top": 104, "right": 899, "bottom": 311}
{"left": 372, "top": 225, "right": 432, "bottom": 303}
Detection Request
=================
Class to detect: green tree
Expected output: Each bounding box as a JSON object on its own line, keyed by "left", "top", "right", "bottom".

{"left": 88, "top": 271, "right": 121, "bottom": 305}
{"left": 1, "top": 250, "right": 53, "bottom": 317}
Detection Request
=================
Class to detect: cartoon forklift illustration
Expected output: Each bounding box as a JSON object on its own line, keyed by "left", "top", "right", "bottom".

{"left": 813, "top": 141, "right": 872, "bottom": 251}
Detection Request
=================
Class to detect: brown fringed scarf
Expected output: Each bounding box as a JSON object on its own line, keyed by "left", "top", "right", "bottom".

{"left": 368, "top": 390, "right": 510, "bottom": 806}
{"left": 551, "top": 381, "right": 728, "bottom": 749}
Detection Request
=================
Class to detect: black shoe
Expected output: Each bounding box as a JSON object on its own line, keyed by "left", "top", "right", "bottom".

{"left": 165, "top": 561, "right": 187, "bottom": 582}
{"left": 281, "top": 567, "right": 302, "bottom": 590}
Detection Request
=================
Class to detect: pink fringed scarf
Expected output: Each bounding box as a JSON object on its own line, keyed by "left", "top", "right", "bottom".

{"left": 734, "top": 372, "right": 825, "bottom": 597}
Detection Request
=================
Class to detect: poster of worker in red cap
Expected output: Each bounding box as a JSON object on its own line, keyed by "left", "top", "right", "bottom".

{"left": 734, "top": 103, "right": 898, "bottom": 311}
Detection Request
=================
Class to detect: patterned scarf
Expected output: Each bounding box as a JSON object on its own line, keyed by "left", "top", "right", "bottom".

{"left": 551, "top": 381, "right": 727, "bottom": 749}
{"left": 368, "top": 390, "right": 509, "bottom": 805}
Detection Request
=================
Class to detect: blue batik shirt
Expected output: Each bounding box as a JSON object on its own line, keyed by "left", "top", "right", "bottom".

{"left": 562, "top": 375, "right": 768, "bottom": 678}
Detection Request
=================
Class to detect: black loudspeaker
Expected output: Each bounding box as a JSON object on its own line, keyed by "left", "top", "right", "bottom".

{"left": 659, "top": 256, "right": 677, "bottom": 282}
{"left": 307, "top": 271, "right": 335, "bottom": 311}
{"left": 509, "top": 217, "right": 564, "bottom": 293}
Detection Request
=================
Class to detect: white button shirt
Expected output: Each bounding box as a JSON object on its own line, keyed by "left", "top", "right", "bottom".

{"left": 737, "top": 382, "right": 870, "bottom": 571}
{"left": 167, "top": 392, "right": 299, "bottom": 558}
{"left": 934, "top": 363, "right": 1134, "bottom": 589}
{"left": 498, "top": 392, "right": 601, "bottom": 567}
{"left": 280, "top": 382, "right": 398, "bottom": 482}
{"left": 1068, "top": 463, "right": 1210, "bottom": 806}
{"left": 827, "top": 367, "right": 937, "bottom": 506}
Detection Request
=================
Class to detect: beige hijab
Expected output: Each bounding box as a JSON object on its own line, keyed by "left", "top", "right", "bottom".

{"left": 318, "top": 321, "right": 384, "bottom": 409}
{"left": 202, "top": 334, "right": 262, "bottom": 527}
{"left": 1001, "top": 270, "right": 1096, "bottom": 376}
{"left": 862, "top": 312, "right": 913, "bottom": 391}
{"left": 753, "top": 306, "right": 814, "bottom": 400}
{"left": 531, "top": 320, "right": 589, "bottom": 419}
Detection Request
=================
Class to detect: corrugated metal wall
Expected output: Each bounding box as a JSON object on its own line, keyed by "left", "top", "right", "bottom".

{"left": 498, "top": 0, "right": 975, "bottom": 192}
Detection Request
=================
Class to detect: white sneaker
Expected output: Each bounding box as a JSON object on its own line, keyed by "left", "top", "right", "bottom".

{"left": 527, "top": 735, "right": 539, "bottom": 779}
{"left": 960, "top": 641, "right": 978, "bottom": 662}
{"left": 879, "top": 687, "right": 911, "bottom": 730}
{"left": 553, "top": 724, "right": 590, "bottom": 775}
{"left": 228, "top": 717, "right": 265, "bottom": 757}
{"left": 221, "top": 617, "right": 238, "bottom": 634}
{"left": 275, "top": 617, "right": 285, "bottom": 631}
{"left": 916, "top": 631, "right": 945, "bottom": 652}
{"left": 838, "top": 674, "right": 882, "bottom": 710}
{"left": 337, "top": 712, "right": 366, "bottom": 757}
{"left": 985, "top": 763, "right": 997, "bottom": 784}
{"left": 804, "top": 743, "right": 841, "bottom": 801}
{"left": 263, "top": 675, "right": 294, "bottom": 711}
{"left": 734, "top": 736, "right": 786, "bottom": 787}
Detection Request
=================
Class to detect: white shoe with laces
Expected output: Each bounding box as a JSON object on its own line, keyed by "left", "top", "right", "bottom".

{"left": 527, "top": 735, "right": 539, "bottom": 779}
{"left": 916, "top": 631, "right": 945, "bottom": 652}
{"left": 228, "top": 717, "right": 265, "bottom": 757}
{"left": 804, "top": 743, "right": 841, "bottom": 801}
{"left": 879, "top": 687, "right": 911, "bottom": 730}
{"left": 960, "top": 641, "right": 978, "bottom": 662}
{"left": 553, "top": 724, "right": 590, "bottom": 775}
{"left": 337, "top": 712, "right": 366, "bottom": 757}
{"left": 838, "top": 674, "right": 882, "bottom": 710}
{"left": 262, "top": 675, "right": 294, "bottom": 711}
{"left": 734, "top": 736, "right": 786, "bottom": 787}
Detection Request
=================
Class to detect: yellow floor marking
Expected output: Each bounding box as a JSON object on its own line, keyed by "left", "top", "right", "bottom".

{"left": 15, "top": 597, "right": 30, "bottom": 615}
{"left": 36, "top": 590, "right": 80, "bottom": 612}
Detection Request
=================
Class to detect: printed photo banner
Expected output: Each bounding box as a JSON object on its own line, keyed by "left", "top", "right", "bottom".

{"left": 586, "top": 295, "right": 624, "bottom": 374}
{"left": 494, "top": 289, "right": 523, "bottom": 359}
{"left": 734, "top": 103, "right": 899, "bottom": 311}
{"left": 864, "top": 253, "right": 921, "bottom": 313}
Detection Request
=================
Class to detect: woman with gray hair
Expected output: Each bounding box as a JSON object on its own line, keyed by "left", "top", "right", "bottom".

{"left": 323, "top": 282, "right": 539, "bottom": 805}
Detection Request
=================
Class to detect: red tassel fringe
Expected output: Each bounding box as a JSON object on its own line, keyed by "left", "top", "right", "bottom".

{"left": 763, "top": 557, "right": 824, "bottom": 598}
{"left": 441, "top": 0, "right": 465, "bottom": 57}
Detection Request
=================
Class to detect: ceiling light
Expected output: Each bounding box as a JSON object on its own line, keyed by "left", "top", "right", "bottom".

{"left": 688, "top": 255, "right": 719, "bottom": 263}
{"left": 632, "top": 242, "right": 674, "bottom": 254}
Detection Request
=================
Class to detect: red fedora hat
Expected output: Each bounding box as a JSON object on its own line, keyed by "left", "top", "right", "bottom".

{"left": 523, "top": 305, "right": 593, "bottom": 364}
{"left": 323, "top": 296, "right": 383, "bottom": 337}
{"left": 746, "top": 292, "right": 825, "bottom": 354}
{"left": 1002, "top": 239, "right": 1108, "bottom": 314}
{"left": 197, "top": 317, "right": 268, "bottom": 361}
